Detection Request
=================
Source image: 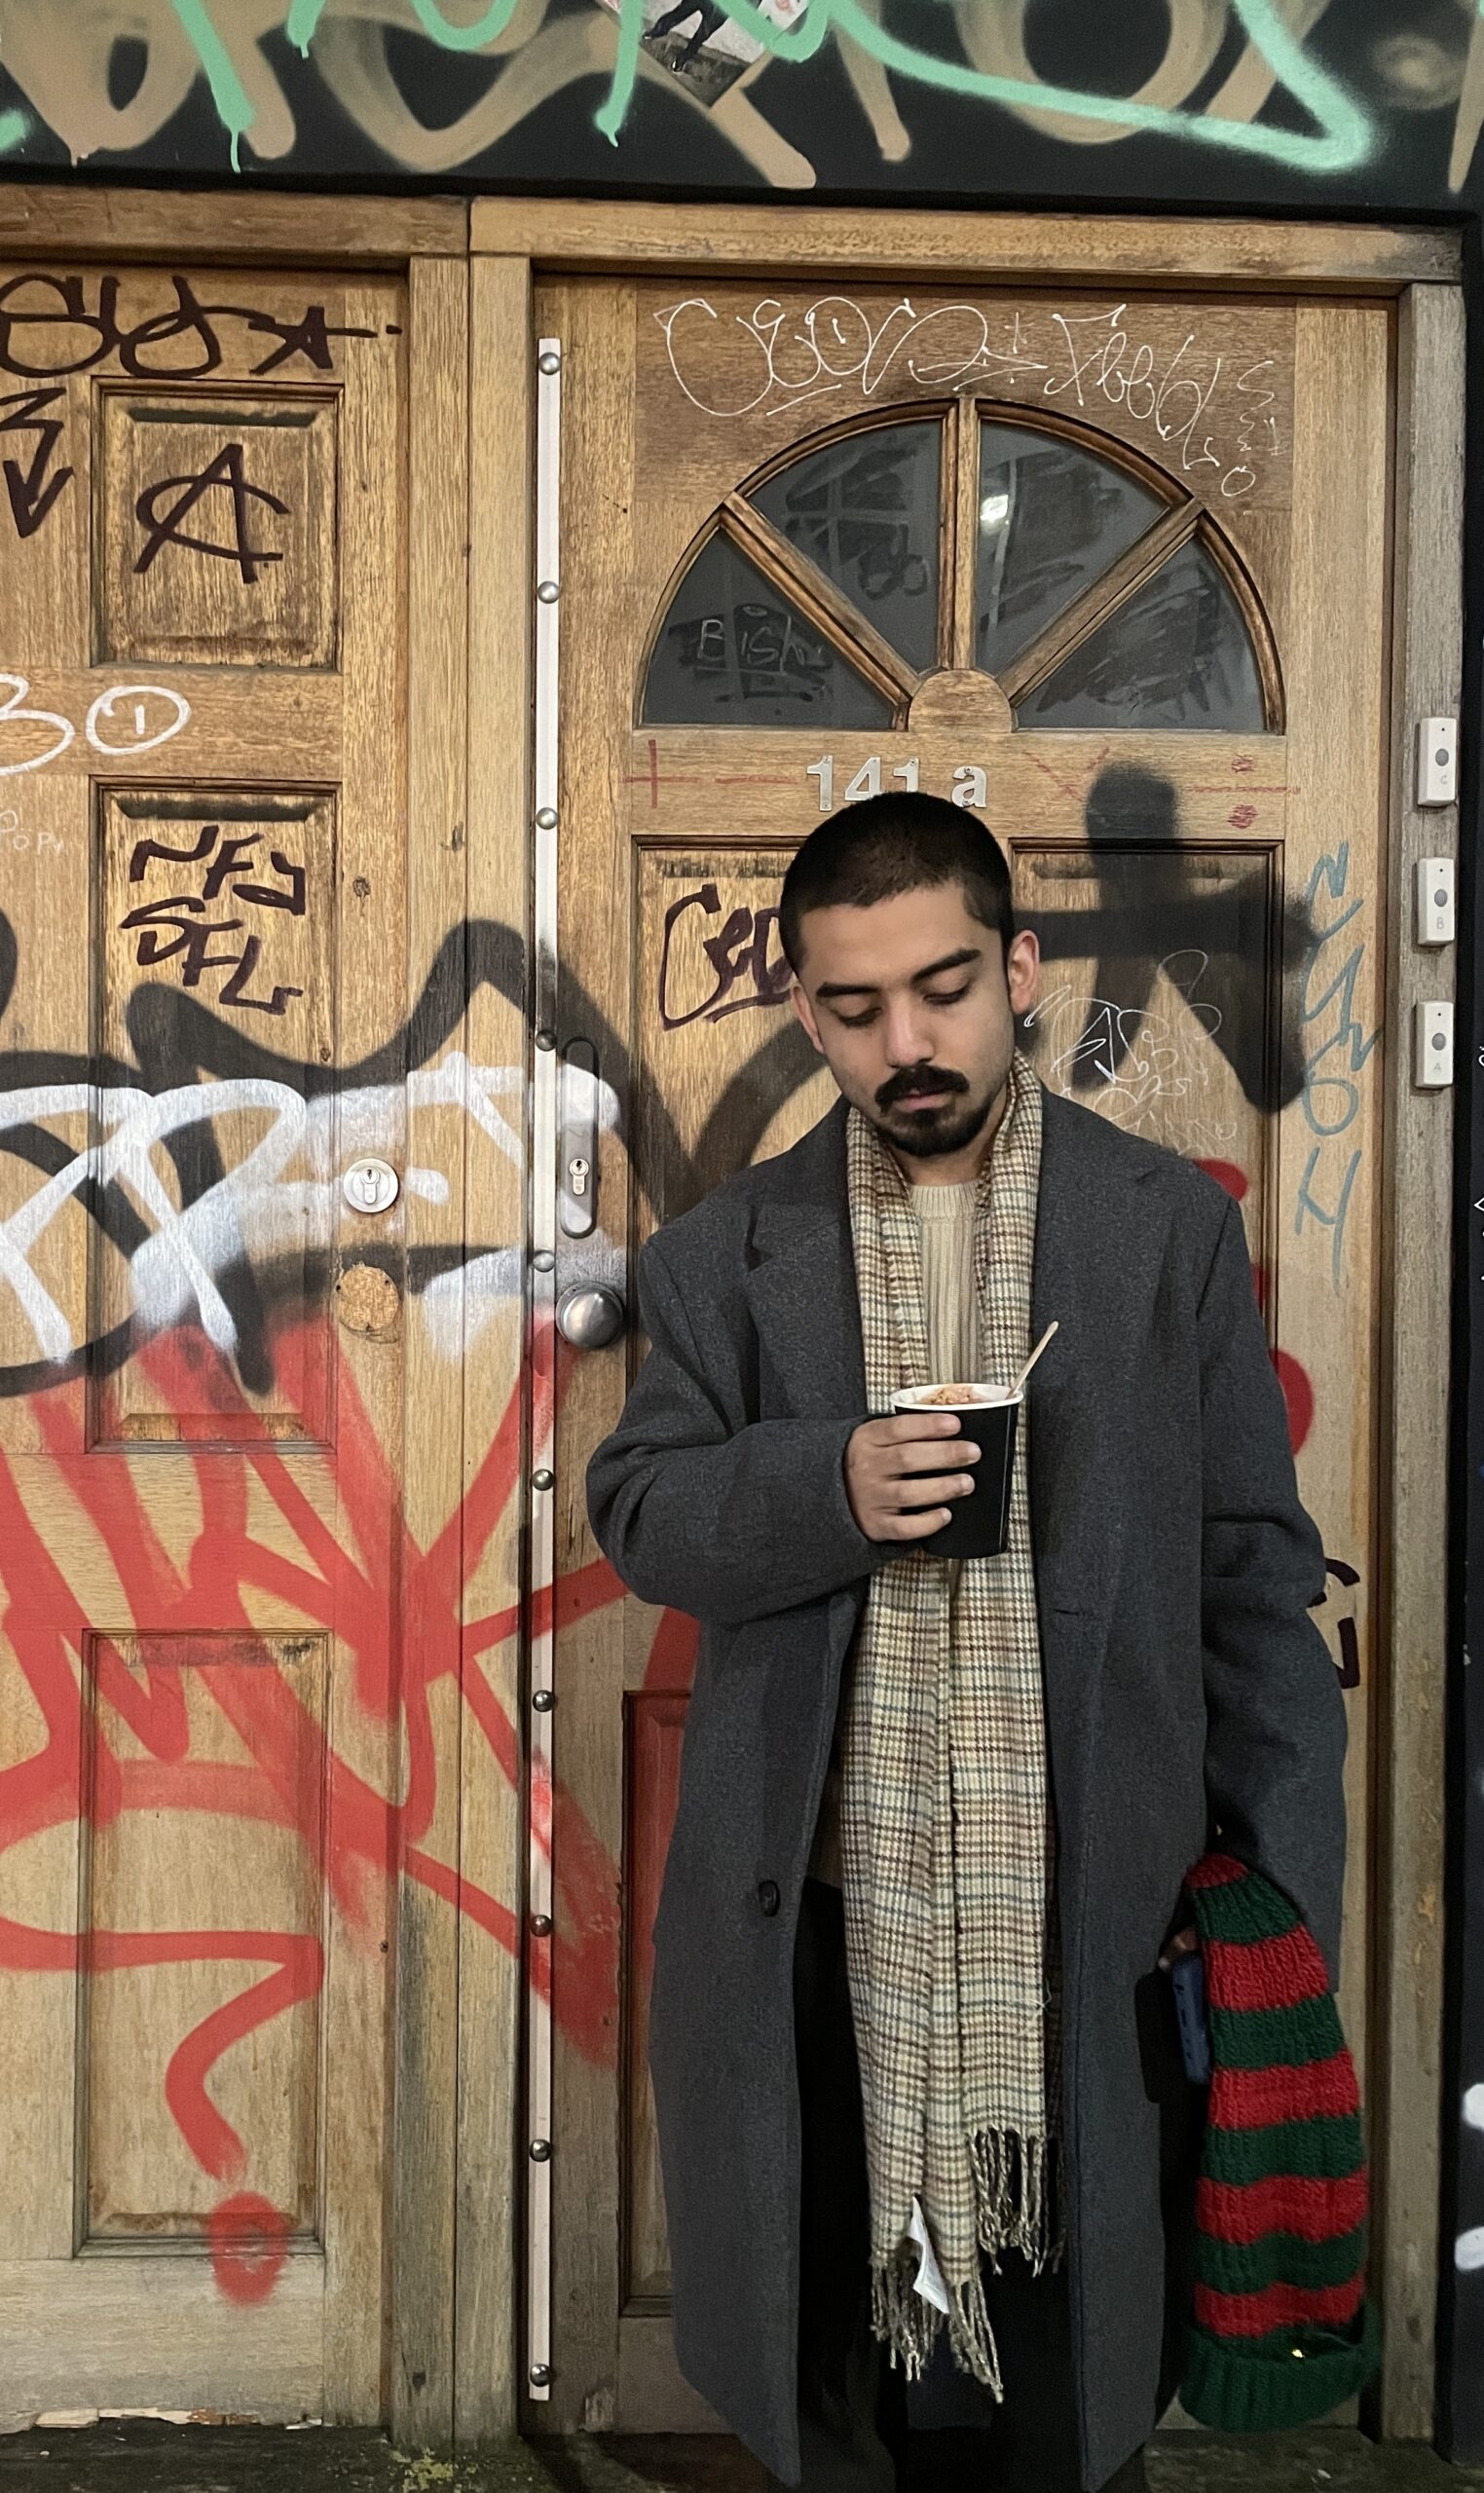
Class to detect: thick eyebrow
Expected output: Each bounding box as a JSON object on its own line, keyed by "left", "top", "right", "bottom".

{"left": 813, "top": 947, "right": 983, "bottom": 1004}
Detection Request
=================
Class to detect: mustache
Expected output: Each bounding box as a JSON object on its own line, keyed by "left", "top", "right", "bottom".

{"left": 878, "top": 1067, "right": 968, "bottom": 1109}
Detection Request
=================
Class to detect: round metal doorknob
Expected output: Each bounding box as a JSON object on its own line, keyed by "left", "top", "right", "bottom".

{"left": 555, "top": 1283, "right": 625, "bottom": 1350}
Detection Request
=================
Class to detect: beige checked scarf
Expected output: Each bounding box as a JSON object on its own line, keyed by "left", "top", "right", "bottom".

{"left": 839, "top": 1047, "right": 1062, "bottom": 2398}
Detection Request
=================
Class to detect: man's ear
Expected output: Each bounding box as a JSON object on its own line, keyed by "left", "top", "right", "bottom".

{"left": 791, "top": 978, "right": 826, "bottom": 1058}
{"left": 1007, "top": 927, "right": 1040, "bottom": 1019}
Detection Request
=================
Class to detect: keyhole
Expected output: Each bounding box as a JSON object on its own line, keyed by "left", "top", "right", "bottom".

{"left": 570, "top": 1156, "right": 590, "bottom": 1198}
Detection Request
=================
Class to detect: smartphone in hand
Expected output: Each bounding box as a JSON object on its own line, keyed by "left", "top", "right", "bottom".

{"left": 1169, "top": 1950, "right": 1211, "bottom": 2085}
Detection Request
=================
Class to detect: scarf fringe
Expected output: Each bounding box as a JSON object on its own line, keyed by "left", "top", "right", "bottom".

{"left": 970, "top": 2126, "right": 1064, "bottom": 2274}
{"left": 871, "top": 2252, "right": 1005, "bottom": 2398}
{"left": 871, "top": 2129, "right": 1064, "bottom": 2394}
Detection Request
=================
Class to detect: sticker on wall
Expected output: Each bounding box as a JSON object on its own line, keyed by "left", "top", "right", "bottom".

{"left": 590, "top": 0, "right": 807, "bottom": 107}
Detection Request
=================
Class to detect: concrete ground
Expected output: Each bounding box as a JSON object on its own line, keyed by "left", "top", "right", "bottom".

{"left": 0, "top": 2427, "right": 1481, "bottom": 2493}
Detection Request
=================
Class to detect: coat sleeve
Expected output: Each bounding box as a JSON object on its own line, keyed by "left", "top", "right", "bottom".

{"left": 1197, "top": 1192, "right": 1349, "bottom": 1985}
{"left": 586, "top": 1228, "right": 887, "bottom": 1628}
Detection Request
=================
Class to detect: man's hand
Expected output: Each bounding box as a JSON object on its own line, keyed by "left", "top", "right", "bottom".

{"left": 1158, "top": 1925, "right": 1199, "bottom": 1972}
{"left": 844, "top": 1413, "right": 981, "bottom": 1544}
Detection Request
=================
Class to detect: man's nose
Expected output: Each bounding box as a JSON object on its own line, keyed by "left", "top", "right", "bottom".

{"left": 882, "top": 1000, "right": 937, "bottom": 1063}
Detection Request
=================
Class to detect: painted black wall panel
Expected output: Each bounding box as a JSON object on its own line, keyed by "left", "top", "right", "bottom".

{"left": 0, "top": 3, "right": 1475, "bottom": 215}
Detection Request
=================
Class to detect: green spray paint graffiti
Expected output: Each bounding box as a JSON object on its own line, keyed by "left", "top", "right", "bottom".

{"left": 175, "top": 0, "right": 531, "bottom": 161}
{"left": 141, "top": 0, "right": 1373, "bottom": 173}
{"left": 169, "top": 1, "right": 257, "bottom": 167}
{"left": 9, "top": 0, "right": 1482, "bottom": 199}
{"left": 593, "top": 0, "right": 1372, "bottom": 163}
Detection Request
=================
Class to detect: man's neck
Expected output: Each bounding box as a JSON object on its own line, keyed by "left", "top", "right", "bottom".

{"left": 885, "top": 1075, "right": 1010, "bottom": 1189}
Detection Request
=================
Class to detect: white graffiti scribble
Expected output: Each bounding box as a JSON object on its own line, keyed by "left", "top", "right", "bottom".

{"left": 0, "top": 675, "right": 191, "bottom": 777}
{"left": 656, "top": 294, "right": 1279, "bottom": 498}
{"left": 0, "top": 1057, "right": 619, "bottom": 1366}
{"left": 1040, "top": 306, "right": 1267, "bottom": 500}
{"left": 655, "top": 295, "right": 1051, "bottom": 420}
{"left": 1025, "top": 952, "right": 1237, "bottom": 1156}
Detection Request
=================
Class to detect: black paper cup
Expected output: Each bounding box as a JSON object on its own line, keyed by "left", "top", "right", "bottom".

{"left": 891, "top": 1386, "right": 1020, "bottom": 1560}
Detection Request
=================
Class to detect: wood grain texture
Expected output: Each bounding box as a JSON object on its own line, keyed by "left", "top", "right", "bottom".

{"left": 455, "top": 248, "right": 533, "bottom": 2444}
{"left": 0, "top": 257, "right": 407, "bottom": 2430}
{"left": 0, "top": 2253, "right": 322, "bottom": 2427}
{"left": 320, "top": 270, "right": 407, "bottom": 2428}
{"left": 1370, "top": 281, "right": 1464, "bottom": 2444}
{"left": 947, "top": 397, "right": 978, "bottom": 674}
{"left": 389, "top": 252, "right": 470, "bottom": 2453}
{"left": 473, "top": 205, "right": 1459, "bottom": 291}
{"left": 0, "top": 184, "right": 465, "bottom": 263}
{"left": 539, "top": 271, "right": 639, "bottom": 2440}
{"left": 84, "top": 1635, "right": 328, "bottom": 2244}
{"left": 1280, "top": 304, "right": 1390, "bottom": 2122}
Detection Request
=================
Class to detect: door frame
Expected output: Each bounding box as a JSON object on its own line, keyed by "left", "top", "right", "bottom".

{"left": 0, "top": 179, "right": 1461, "bottom": 2451}
{"left": 475, "top": 201, "right": 1464, "bottom": 2451}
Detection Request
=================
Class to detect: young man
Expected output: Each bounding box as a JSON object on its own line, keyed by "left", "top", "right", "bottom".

{"left": 587, "top": 793, "right": 1347, "bottom": 2493}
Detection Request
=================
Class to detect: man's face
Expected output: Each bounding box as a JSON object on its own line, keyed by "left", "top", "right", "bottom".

{"left": 789, "top": 882, "right": 1040, "bottom": 1166}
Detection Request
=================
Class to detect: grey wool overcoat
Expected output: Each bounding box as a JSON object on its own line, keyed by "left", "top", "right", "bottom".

{"left": 586, "top": 1086, "right": 1347, "bottom": 2492}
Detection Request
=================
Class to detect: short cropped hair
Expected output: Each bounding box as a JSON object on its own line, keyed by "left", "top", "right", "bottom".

{"left": 778, "top": 790, "right": 1015, "bottom": 978}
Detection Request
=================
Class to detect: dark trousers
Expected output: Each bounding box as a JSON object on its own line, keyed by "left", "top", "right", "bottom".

{"left": 774, "top": 1878, "right": 1148, "bottom": 2493}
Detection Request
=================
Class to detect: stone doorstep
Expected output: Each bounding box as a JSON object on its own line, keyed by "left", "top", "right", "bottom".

{"left": 0, "top": 2429, "right": 1480, "bottom": 2493}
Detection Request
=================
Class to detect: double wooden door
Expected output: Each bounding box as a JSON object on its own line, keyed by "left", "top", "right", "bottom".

{"left": 0, "top": 212, "right": 1449, "bottom": 2449}
{"left": 540, "top": 277, "right": 1391, "bottom": 2433}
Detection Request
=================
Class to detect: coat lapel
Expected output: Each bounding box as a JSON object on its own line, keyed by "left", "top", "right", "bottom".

{"left": 741, "top": 1098, "right": 867, "bottom": 1422}
{"left": 1030, "top": 1096, "right": 1129, "bottom": 1623}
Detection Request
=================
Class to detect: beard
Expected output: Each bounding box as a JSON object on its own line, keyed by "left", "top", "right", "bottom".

{"left": 868, "top": 1073, "right": 1000, "bottom": 1164}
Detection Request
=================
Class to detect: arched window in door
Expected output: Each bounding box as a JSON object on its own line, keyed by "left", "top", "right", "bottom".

{"left": 638, "top": 409, "right": 1280, "bottom": 734}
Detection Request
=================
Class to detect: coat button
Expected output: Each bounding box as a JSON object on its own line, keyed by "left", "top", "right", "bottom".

{"left": 757, "top": 1879, "right": 781, "bottom": 1916}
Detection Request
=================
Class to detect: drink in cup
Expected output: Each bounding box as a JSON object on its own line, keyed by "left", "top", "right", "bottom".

{"left": 890, "top": 1381, "right": 1020, "bottom": 1560}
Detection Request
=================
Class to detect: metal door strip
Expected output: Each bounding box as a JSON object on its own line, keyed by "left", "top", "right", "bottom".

{"left": 526, "top": 330, "right": 563, "bottom": 2404}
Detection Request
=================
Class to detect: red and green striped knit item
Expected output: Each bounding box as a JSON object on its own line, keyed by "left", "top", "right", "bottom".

{"left": 1179, "top": 1853, "right": 1379, "bottom": 2432}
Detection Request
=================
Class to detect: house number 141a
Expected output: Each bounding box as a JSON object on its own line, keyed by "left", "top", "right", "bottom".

{"left": 806, "top": 757, "right": 987, "bottom": 812}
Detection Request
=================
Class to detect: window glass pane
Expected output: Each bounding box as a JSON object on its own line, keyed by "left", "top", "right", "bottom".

{"left": 749, "top": 423, "right": 941, "bottom": 672}
{"left": 1014, "top": 541, "right": 1266, "bottom": 731}
{"left": 977, "top": 424, "right": 1165, "bottom": 676}
{"left": 642, "top": 533, "right": 893, "bottom": 727}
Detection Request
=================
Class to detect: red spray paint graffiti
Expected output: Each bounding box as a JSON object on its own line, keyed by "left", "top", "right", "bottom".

{"left": 0, "top": 1315, "right": 627, "bottom": 2301}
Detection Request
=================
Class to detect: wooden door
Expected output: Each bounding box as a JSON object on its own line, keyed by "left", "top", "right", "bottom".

{"left": 535, "top": 275, "right": 1391, "bottom": 2435}
{"left": 0, "top": 260, "right": 407, "bottom": 2424}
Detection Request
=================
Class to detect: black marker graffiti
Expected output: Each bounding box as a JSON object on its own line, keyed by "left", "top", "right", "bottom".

{"left": 134, "top": 443, "right": 287, "bottom": 582}
{"left": 0, "top": 274, "right": 377, "bottom": 383}
{"left": 0, "top": 384, "right": 73, "bottom": 537}
{"left": 658, "top": 879, "right": 793, "bottom": 1028}
{"left": 122, "top": 822, "right": 308, "bottom": 1017}
{"left": 1321, "top": 1554, "right": 1361, "bottom": 1691}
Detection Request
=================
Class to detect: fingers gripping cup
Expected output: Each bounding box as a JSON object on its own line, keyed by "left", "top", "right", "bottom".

{"left": 890, "top": 1382, "right": 1020, "bottom": 1561}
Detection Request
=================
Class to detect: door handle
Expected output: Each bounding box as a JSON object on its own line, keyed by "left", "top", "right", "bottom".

{"left": 555, "top": 1282, "right": 625, "bottom": 1349}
